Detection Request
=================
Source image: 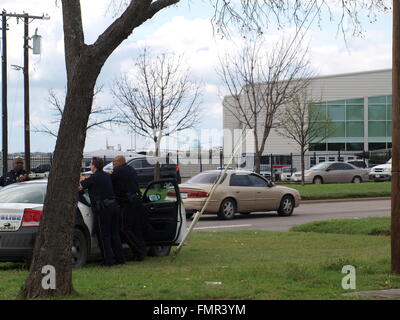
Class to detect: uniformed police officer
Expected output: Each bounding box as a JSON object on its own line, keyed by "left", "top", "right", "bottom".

{"left": 79, "top": 157, "right": 125, "bottom": 266}
{"left": 0, "top": 157, "right": 29, "bottom": 187}
{"left": 112, "top": 155, "right": 147, "bottom": 261}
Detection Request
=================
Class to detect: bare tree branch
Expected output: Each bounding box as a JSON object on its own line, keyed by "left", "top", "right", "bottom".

{"left": 218, "top": 34, "right": 314, "bottom": 173}
{"left": 111, "top": 47, "right": 202, "bottom": 179}
{"left": 275, "top": 91, "right": 336, "bottom": 185}
{"left": 210, "top": 0, "right": 390, "bottom": 38}
{"left": 34, "top": 86, "right": 120, "bottom": 138}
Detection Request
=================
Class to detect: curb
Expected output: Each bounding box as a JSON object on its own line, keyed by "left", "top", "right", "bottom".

{"left": 301, "top": 197, "right": 391, "bottom": 204}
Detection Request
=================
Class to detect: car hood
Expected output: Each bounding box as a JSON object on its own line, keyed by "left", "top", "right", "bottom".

{"left": 372, "top": 164, "right": 391, "bottom": 169}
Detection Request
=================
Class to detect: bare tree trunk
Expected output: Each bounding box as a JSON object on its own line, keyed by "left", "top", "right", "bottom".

{"left": 20, "top": 57, "right": 98, "bottom": 298}
{"left": 154, "top": 144, "right": 161, "bottom": 181}
{"left": 254, "top": 151, "right": 262, "bottom": 174}
{"left": 392, "top": 0, "right": 400, "bottom": 275}
{"left": 301, "top": 148, "right": 306, "bottom": 186}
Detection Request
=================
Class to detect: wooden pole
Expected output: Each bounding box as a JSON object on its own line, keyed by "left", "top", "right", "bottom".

{"left": 1, "top": 11, "right": 8, "bottom": 175}
{"left": 392, "top": 0, "right": 400, "bottom": 274}
{"left": 24, "top": 15, "right": 31, "bottom": 172}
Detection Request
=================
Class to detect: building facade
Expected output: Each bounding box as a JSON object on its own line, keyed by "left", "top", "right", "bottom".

{"left": 223, "top": 69, "right": 392, "bottom": 168}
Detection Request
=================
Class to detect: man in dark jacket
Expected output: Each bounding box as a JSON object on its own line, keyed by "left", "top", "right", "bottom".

{"left": 80, "top": 157, "right": 125, "bottom": 266}
{"left": 0, "top": 157, "right": 29, "bottom": 187}
{"left": 112, "top": 155, "right": 147, "bottom": 261}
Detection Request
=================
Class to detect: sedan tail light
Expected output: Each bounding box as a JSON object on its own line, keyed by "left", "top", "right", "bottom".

{"left": 180, "top": 189, "right": 209, "bottom": 198}
{"left": 167, "top": 189, "right": 209, "bottom": 198}
{"left": 22, "top": 209, "right": 43, "bottom": 227}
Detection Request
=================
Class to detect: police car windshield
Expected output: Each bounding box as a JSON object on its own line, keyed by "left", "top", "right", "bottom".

{"left": 0, "top": 184, "right": 46, "bottom": 204}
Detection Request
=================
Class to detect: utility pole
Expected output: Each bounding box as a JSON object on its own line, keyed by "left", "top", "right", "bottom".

{"left": 1, "top": 11, "right": 8, "bottom": 175}
{"left": 23, "top": 14, "right": 30, "bottom": 172}
{"left": 392, "top": 0, "right": 400, "bottom": 274}
{"left": 1, "top": 12, "right": 49, "bottom": 174}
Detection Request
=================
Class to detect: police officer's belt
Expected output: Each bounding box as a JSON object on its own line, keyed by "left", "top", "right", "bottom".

{"left": 94, "top": 198, "right": 116, "bottom": 211}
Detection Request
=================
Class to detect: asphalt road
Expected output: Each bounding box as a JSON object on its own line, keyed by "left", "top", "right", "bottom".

{"left": 191, "top": 199, "right": 390, "bottom": 232}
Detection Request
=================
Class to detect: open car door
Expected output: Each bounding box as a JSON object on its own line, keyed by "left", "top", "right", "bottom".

{"left": 142, "top": 179, "right": 186, "bottom": 246}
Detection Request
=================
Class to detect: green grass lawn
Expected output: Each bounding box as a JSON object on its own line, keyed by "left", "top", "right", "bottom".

{"left": 283, "top": 182, "right": 391, "bottom": 200}
{"left": 0, "top": 230, "right": 398, "bottom": 300}
{"left": 291, "top": 217, "right": 391, "bottom": 236}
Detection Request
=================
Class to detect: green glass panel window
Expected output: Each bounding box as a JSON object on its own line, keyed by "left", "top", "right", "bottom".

{"left": 368, "top": 105, "right": 386, "bottom": 121}
{"left": 368, "top": 96, "right": 386, "bottom": 104}
{"left": 387, "top": 96, "right": 392, "bottom": 104}
{"left": 346, "top": 105, "right": 364, "bottom": 121}
{"left": 328, "top": 105, "right": 345, "bottom": 121}
{"left": 346, "top": 122, "right": 364, "bottom": 137}
{"left": 388, "top": 105, "right": 392, "bottom": 121}
{"left": 369, "top": 121, "right": 387, "bottom": 137}
{"left": 387, "top": 121, "right": 392, "bottom": 137}
{"left": 329, "top": 122, "right": 345, "bottom": 137}
{"left": 346, "top": 98, "right": 364, "bottom": 105}
{"left": 309, "top": 104, "right": 326, "bottom": 119}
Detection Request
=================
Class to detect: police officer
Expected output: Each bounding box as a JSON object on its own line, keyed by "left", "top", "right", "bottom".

{"left": 79, "top": 157, "right": 125, "bottom": 266}
{"left": 0, "top": 157, "right": 29, "bottom": 187}
{"left": 112, "top": 155, "right": 147, "bottom": 261}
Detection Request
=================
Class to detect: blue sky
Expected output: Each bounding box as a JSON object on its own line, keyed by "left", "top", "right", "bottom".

{"left": 0, "top": 0, "right": 393, "bottom": 153}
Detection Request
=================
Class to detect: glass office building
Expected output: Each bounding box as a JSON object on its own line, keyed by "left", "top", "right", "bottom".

{"left": 223, "top": 69, "right": 393, "bottom": 168}
{"left": 310, "top": 95, "right": 392, "bottom": 152}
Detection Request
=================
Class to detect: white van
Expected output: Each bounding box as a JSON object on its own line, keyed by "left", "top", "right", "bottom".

{"left": 370, "top": 158, "right": 392, "bottom": 182}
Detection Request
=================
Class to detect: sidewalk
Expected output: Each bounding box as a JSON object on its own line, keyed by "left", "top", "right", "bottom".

{"left": 301, "top": 197, "right": 391, "bottom": 204}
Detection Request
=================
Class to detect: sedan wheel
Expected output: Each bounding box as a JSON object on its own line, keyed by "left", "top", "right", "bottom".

{"left": 277, "top": 195, "right": 294, "bottom": 217}
{"left": 352, "top": 176, "right": 362, "bottom": 184}
{"left": 148, "top": 246, "right": 171, "bottom": 257}
{"left": 71, "top": 228, "right": 88, "bottom": 268}
{"left": 218, "top": 198, "right": 236, "bottom": 220}
{"left": 313, "top": 176, "right": 323, "bottom": 185}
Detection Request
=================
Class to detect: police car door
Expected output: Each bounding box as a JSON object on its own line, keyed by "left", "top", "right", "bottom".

{"left": 142, "top": 179, "right": 186, "bottom": 246}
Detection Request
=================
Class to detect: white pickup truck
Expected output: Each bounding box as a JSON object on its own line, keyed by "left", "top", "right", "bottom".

{"left": 369, "top": 158, "right": 392, "bottom": 182}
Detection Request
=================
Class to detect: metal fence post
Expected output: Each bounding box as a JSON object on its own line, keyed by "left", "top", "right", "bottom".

{"left": 270, "top": 153, "right": 273, "bottom": 181}
{"left": 290, "top": 153, "right": 293, "bottom": 174}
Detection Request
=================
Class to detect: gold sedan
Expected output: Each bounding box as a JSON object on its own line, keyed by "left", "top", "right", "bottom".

{"left": 178, "top": 170, "right": 301, "bottom": 220}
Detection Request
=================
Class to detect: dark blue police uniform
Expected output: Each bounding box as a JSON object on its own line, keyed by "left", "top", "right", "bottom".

{"left": 111, "top": 164, "right": 147, "bottom": 260}
{"left": 80, "top": 170, "right": 125, "bottom": 266}
{"left": 0, "top": 169, "right": 28, "bottom": 187}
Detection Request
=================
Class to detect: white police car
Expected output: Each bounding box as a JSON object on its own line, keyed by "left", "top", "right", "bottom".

{"left": 0, "top": 179, "right": 187, "bottom": 267}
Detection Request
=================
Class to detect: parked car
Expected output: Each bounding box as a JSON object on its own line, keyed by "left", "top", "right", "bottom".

{"left": 346, "top": 160, "right": 367, "bottom": 169}
{"left": 370, "top": 158, "right": 392, "bottom": 182}
{"left": 177, "top": 170, "right": 301, "bottom": 220}
{"left": 280, "top": 167, "right": 298, "bottom": 182}
{"left": 31, "top": 163, "right": 51, "bottom": 173}
{"left": 258, "top": 165, "right": 281, "bottom": 181}
{"left": 291, "top": 162, "right": 369, "bottom": 184}
{"left": 0, "top": 179, "right": 186, "bottom": 267}
{"left": 84, "top": 155, "right": 181, "bottom": 188}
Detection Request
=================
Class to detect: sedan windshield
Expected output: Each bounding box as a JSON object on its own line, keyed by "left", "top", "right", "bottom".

{"left": 186, "top": 172, "right": 226, "bottom": 184}
{"left": 0, "top": 184, "right": 46, "bottom": 204}
{"left": 310, "top": 162, "right": 331, "bottom": 171}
